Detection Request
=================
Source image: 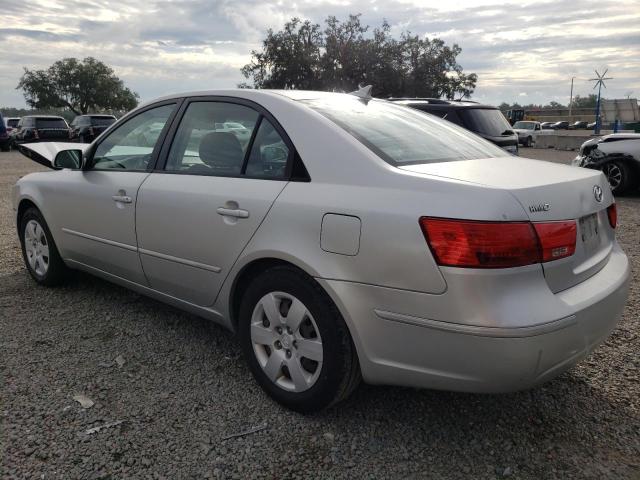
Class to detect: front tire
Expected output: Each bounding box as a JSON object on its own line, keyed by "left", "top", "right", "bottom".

{"left": 525, "top": 136, "right": 532, "bottom": 147}
{"left": 19, "top": 207, "right": 69, "bottom": 286}
{"left": 238, "top": 266, "right": 360, "bottom": 413}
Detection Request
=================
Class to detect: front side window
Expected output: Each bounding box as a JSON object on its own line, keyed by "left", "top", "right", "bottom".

{"left": 303, "top": 98, "right": 509, "bottom": 165}
{"left": 165, "top": 102, "right": 259, "bottom": 175}
{"left": 92, "top": 104, "right": 175, "bottom": 170}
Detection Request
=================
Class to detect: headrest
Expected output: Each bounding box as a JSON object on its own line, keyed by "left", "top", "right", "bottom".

{"left": 198, "top": 132, "right": 244, "bottom": 173}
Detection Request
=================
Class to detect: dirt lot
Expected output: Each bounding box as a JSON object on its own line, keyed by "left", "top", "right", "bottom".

{"left": 1, "top": 148, "right": 639, "bottom": 479}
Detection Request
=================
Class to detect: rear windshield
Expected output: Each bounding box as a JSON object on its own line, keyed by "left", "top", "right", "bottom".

{"left": 459, "top": 109, "right": 512, "bottom": 136}
{"left": 90, "top": 116, "right": 116, "bottom": 126}
{"left": 7, "top": 119, "right": 19, "bottom": 127}
{"left": 35, "top": 118, "right": 67, "bottom": 129}
{"left": 302, "top": 98, "right": 509, "bottom": 165}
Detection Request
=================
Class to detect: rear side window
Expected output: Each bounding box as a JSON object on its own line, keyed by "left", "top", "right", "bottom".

{"left": 304, "top": 98, "right": 508, "bottom": 165}
{"left": 165, "top": 101, "right": 259, "bottom": 175}
{"left": 458, "top": 109, "right": 512, "bottom": 136}
{"left": 35, "top": 118, "right": 68, "bottom": 129}
{"left": 245, "top": 119, "right": 289, "bottom": 179}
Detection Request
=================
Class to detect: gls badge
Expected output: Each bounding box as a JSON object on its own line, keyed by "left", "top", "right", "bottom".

{"left": 529, "top": 203, "right": 550, "bottom": 213}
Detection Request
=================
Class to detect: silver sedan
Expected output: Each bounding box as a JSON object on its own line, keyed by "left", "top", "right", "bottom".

{"left": 13, "top": 89, "right": 630, "bottom": 412}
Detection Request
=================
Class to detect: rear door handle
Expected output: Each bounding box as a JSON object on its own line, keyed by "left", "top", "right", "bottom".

{"left": 112, "top": 195, "right": 132, "bottom": 204}
{"left": 216, "top": 207, "right": 249, "bottom": 219}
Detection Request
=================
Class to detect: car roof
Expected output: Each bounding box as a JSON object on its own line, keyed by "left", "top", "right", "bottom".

{"left": 23, "top": 115, "right": 66, "bottom": 119}
{"left": 387, "top": 98, "right": 496, "bottom": 109}
{"left": 601, "top": 133, "right": 640, "bottom": 141}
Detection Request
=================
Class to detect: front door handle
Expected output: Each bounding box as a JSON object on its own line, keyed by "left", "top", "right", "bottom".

{"left": 216, "top": 207, "right": 249, "bottom": 219}
{"left": 112, "top": 195, "right": 132, "bottom": 204}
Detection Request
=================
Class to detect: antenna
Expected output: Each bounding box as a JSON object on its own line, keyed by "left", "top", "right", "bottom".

{"left": 588, "top": 69, "right": 613, "bottom": 135}
{"left": 350, "top": 85, "right": 373, "bottom": 101}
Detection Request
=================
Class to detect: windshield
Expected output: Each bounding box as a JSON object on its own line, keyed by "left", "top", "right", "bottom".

{"left": 36, "top": 118, "right": 67, "bottom": 129}
{"left": 513, "top": 121, "right": 536, "bottom": 130}
{"left": 459, "top": 109, "right": 512, "bottom": 136}
{"left": 302, "top": 98, "right": 509, "bottom": 165}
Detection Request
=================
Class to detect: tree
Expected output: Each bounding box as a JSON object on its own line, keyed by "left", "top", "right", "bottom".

{"left": 240, "top": 15, "right": 477, "bottom": 99}
{"left": 571, "top": 94, "right": 598, "bottom": 109}
{"left": 17, "top": 57, "right": 139, "bottom": 115}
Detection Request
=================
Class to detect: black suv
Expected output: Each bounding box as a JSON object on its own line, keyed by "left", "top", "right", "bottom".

{"left": 14, "top": 116, "right": 70, "bottom": 144}
{"left": 69, "top": 114, "right": 116, "bottom": 143}
{"left": 388, "top": 98, "right": 518, "bottom": 154}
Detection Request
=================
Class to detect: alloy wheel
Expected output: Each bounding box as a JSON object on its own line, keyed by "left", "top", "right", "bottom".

{"left": 250, "top": 291, "right": 323, "bottom": 392}
{"left": 24, "top": 219, "right": 50, "bottom": 276}
{"left": 603, "top": 163, "right": 622, "bottom": 191}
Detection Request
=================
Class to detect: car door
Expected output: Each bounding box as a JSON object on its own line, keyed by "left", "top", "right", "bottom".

{"left": 135, "top": 99, "right": 292, "bottom": 306}
{"left": 52, "top": 102, "right": 179, "bottom": 284}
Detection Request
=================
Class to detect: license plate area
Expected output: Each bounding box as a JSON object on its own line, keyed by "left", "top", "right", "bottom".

{"left": 579, "top": 213, "right": 599, "bottom": 251}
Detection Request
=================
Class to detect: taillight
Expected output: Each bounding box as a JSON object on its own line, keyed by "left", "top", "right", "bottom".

{"left": 607, "top": 203, "right": 617, "bottom": 229}
{"left": 532, "top": 221, "right": 576, "bottom": 262}
{"left": 419, "top": 217, "right": 577, "bottom": 269}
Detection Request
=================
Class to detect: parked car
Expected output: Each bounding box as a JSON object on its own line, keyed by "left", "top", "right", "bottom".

{"left": 4, "top": 116, "right": 20, "bottom": 134}
{"left": 389, "top": 98, "right": 518, "bottom": 154}
{"left": 69, "top": 114, "right": 116, "bottom": 143}
{"left": 14, "top": 89, "right": 629, "bottom": 412}
{"left": 14, "top": 116, "right": 70, "bottom": 144}
{"left": 572, "top": 133, "right": 640, "bottom": 195}
{"left": 0, "top": 112, "right": 9, "bottom": 151}
{"left": 512, "top": 120, "right": 552, "bottom": 147}
{"left": 551, "top": 121, "right": 569, "bottom": 130}
{"left": 570, "top": 121, "right": 589, "bottom": 129}
{"left": 540, "top": 122, "right": 555, "bottom": 129}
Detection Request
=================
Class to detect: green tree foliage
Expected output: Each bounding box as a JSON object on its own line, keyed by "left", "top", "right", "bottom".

{"left": 571, "top": 94, "right": 598, "bottom": 109}
{"left": 17, "top": 57, "right": 138, "bottom": 115}
{"left": 241, "top": 15, "right": 477, "bottom": 99}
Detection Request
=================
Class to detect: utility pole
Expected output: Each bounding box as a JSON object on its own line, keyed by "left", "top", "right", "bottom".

{"left": 568, "top": 76, "right": 575, "bottom": 119}
{"left": 589, "top": 69, "right": 613, "bottom": 135}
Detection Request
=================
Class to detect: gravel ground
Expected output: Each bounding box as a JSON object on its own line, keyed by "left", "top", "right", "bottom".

{"left": 1, "top": 149, "right": 639, "bottom": 479}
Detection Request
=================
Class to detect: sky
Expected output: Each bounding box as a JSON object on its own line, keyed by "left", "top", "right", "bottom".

{"left": 1, "top": 0, "right": 639, "bottom": 108}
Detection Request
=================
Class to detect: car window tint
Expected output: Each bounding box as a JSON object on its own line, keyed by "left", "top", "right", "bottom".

{"left": 165, "top": 102, "right": 259, "bottom": 176}
{"left": 92, "top": 104, "right": 175, "bottom": 171}
{"left": 304, "top": 98, "right": 509, "bottom": 165}
{"left": 36, "top": 118, "right": 67, "bottom": 129}
{"left": 91, "top": 116, "right": 116, "bottom": 126}
{"left": 458, "top": 109, "right": 512, "bottom": 136}
{"left": 245, "top": 119, "right": 289, "bottom": 179}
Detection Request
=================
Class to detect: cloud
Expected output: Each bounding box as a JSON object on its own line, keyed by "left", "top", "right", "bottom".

{"left": 1, "top": 0, "right": 639, "bottom": 107}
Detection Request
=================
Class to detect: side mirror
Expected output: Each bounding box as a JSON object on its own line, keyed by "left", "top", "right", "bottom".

{"left": 53, "top": 149, "right": 83, "bottom": 169}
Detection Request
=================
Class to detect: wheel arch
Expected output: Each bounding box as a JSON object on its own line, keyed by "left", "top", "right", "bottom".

{"left": 16, "top": 197, "right": 40, "bottom": 233}
{"left": 228, "top": 257, "right": 311, "bottom": 332}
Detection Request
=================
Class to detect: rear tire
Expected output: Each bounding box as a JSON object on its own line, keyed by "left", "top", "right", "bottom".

{"left": 238, "top": 266, "right": 361, "bottom": 413}
{"left": 19, "top": 207, "right": 70, "bottom": 286}
{"left": 602, "top": 161, "right": 633, "bottom": 195}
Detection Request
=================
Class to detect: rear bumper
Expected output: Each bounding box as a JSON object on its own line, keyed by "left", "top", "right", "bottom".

{"left": 319, "top": 243, "right": 630, "bottom": 392}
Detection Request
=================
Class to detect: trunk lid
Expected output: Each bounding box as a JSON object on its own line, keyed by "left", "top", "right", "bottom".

{"left": 400, "top": 157, "right": 615, "bottom": 292}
